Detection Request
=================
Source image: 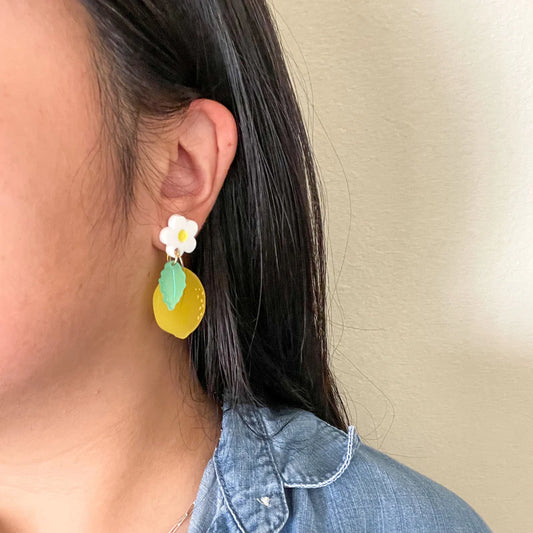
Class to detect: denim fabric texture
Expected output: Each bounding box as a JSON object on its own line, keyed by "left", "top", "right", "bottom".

{"left": 186, "top": 398, "right": 493, "bottom": 532}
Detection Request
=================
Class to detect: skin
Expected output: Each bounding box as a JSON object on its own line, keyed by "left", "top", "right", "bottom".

{"left": 0, "top": 2, "right": 238, "bottom": 532}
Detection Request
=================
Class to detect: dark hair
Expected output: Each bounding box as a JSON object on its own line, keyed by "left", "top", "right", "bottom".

{"left": 77, "top": 0, "right": 350, "bottom": 431}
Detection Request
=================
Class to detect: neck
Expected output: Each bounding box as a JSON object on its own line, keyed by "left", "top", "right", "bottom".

{"left": 0, "top": 322, "right": 222, "bottom": 533}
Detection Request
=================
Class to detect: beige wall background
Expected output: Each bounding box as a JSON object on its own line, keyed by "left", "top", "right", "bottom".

{"left": 270, "top": 1, "right": 533, "bottom": 532}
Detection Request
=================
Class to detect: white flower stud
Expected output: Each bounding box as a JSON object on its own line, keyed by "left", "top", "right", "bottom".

{"left": 159, "top": 214, "right": 199, "bottom": 259}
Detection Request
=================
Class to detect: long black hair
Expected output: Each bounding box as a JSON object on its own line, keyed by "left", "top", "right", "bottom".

{"left": 78, "top": 0, "right": 350, "bottom": 431}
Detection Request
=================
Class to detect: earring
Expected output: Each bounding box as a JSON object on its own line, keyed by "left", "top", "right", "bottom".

{"left": 152, "top": 214, "right": 206, "bottom": 339}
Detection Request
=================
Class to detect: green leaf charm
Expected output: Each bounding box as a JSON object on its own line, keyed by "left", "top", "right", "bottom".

{"left": 158, "top": 260, "right": 186, "bottom": 311}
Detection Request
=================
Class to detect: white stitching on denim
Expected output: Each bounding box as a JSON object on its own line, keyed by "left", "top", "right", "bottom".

{"left": 250, "top": 406, "right": 291, "bottom": 532}
{"left": 212, "top": 451, "right": 248, "bottom": 533}
{"left": 283, "top": 425, "right": 360, "bottom": 488}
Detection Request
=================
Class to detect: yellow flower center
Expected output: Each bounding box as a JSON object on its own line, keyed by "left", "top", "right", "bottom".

{"left": 178, "top": 229, "right": 188, "bottom": 242}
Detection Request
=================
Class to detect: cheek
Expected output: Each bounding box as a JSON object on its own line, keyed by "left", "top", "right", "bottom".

{"left": 0, "top": 3, "right": 122, "bottom": 388}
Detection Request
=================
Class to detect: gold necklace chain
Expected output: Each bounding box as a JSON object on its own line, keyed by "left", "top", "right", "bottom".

{"left": 166, "top": 500, "right": 196, "bottom": 532}
{"left": 166, "top": 412, "right": 221, "bottom": 532}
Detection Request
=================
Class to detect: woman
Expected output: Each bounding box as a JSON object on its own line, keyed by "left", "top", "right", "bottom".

{"left": 0, "top": 1, "right": 492, "bottom": 532}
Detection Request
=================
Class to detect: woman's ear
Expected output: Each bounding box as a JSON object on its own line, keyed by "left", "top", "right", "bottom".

{"left": 152, "top": 98, "right": 238, "bottom": 253}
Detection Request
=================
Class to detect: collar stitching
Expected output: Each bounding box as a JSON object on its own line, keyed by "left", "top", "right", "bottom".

{"left": 282, "top": 424, "right": 360, "bottom": 488}
{"left": 246, "top": 405, "right": 290, "bottom": 532}
{"left": 212, "top": 452, "right": 247, "bottom": 533}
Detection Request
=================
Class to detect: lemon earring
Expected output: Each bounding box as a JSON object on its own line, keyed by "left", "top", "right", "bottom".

{"left": 152, "top": 214, "right": 206, "bottom": 339}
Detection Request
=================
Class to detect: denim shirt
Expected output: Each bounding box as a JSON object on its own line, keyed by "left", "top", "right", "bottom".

{"left": 187, "top": 399, "right": 493, "bottom": 532}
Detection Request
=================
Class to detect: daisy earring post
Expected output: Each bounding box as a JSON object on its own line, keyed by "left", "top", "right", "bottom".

{"left": 152, "top": 214, "right": 206, "bottom": 339}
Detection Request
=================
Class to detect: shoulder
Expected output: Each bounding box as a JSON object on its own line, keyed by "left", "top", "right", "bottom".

{"left": 214, "top": 399, "right": 492, "bottom": 532}
{"left": 318, "top": 439, "right": 493, "bottom": 532}
{"left": 251, "top": 403, "right": 493, "bottom": 532}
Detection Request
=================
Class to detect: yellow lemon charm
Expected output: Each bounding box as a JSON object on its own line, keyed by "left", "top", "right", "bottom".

{"left": 152, "top": 266, "right": 206, "bottom": 339}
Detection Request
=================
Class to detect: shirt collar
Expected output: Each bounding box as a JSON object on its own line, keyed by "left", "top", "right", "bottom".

{"left": 212, "top": 397, "right": 358, "bottom": 533}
